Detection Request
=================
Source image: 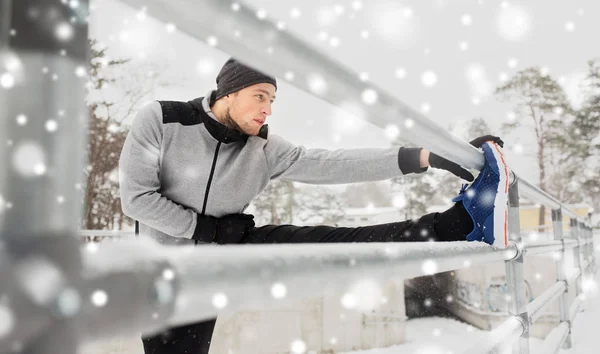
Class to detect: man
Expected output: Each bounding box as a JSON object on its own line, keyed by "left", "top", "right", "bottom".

{"left": 119, "top": 58, "right": 508, "bottom": 354}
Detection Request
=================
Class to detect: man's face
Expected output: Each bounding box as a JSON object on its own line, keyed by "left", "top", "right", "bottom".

{"left": 225, "top": 83, "right": 276, "bottom": 136}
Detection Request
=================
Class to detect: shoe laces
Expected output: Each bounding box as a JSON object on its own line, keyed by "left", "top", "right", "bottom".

{"left": 457, "top": 184, "right": 469, "bottom": 195}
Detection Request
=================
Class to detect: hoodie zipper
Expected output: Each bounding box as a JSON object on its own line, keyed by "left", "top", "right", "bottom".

{"left": 196, "top": 141, "right": 221, "bottom": 245}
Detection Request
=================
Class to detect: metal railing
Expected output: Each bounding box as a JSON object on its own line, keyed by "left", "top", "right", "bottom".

{"left": 0, "top": 1, "right": 597, "bottom": 353}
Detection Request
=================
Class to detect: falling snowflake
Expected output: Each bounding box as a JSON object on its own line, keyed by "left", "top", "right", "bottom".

{"left": 162, "top": 268, "right": 175, "bottom": 280}
{"left": 290, "top": 339, "right": 307, "bottom": 353}
{"left": 290, "top": 8, "right": 301, "bottom": 18}
{"left": 351, "top": 1, "right": 362, "bottom": 11}
{"left": 392, "top": 194, "right": 406, "bottom": 208}
{"left": 45, "top": 120, "right": 58, "bottom": 132}
{"left": 91, "top": 290, "right": 108, "bottom": 307}
{"left": 360, "top": 30, "right": 369, "bottom": 39}
{"left": 404, "top": 118, "right": 415, "bottom": 128}
{"left": 0, "top": 304, "right": 15, "bottom": 338}
{"left": 16, "top": 114, "right": 27, "bottom": 125}
{"left": 307, "top": 73, "right": 328, "bottom": 95}
{"left": 329, "top": 37, "right": 340, "bottom": 47}
{"left": 495, "top": 4, "right": 532, "bottom": 41}
{"left": 284, "top": 71, "right": 295, "bottom": 81}
{"left": 422, "top": 260, "right": 438, "bottom": 275}
{"left": 341, "top": 293, "right": 357, "bottom": 309}
{"left": 506, "top": 111, "right": 516, "bottom": 121}
{"left": 420, "top": 103, "right": 431, "bottom": 113}
{"left": 12, "top": 141, "right": 47, "bottom": 177}
{"left": 55, "top": 22, "right": 74, "bottom": 41}
{"left": 459, "top": 41, "right": 469, "bottom": 51}
{"left": 513, "top": 144, "right": 523, "bottom": 154}
{"left": 565, "top": 21, "right": 575, "bottom": 32}
{"left": 207, "top": 36, "right": 218, "bottom": 47}
{"left": 255, "top": 9, "right": 267, "bottom": 20}
{"left": 197, "top": 58, "right": 215, "bottom": 76}
{"left": 212, "top": 292, "right": 228, "bottom": 309}
{"left": 361, "top": 89, "right": 378, "bottom": 104}
{"left": 0, "top": 72, "right": 15, "bottom": 89}
{"left": 421, "top": 70, "right": 438, "bottom": 87}
{"left": 56, "top": 288, "right": 81, "bottom": 317}
{"left": 395, "top": 67, "right": 407, "bottom": 79}
{"left": 271, "top": 282, "right": 287, "bottom": 299}
{"left": 384, "top": 124, "right": 400, "bottom": 140}
{"left": 231, "top": 3, "right": 240, "bottom": 12}
{"left": 460, "top": 14, "right": 472, "bottom": 26}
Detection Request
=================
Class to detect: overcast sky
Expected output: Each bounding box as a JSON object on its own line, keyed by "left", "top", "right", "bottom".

{"left": 89, "top": 0, "right": 600, "bottom": 183}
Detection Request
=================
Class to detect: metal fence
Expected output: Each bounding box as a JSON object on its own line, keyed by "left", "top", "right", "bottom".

{"left": 0, "top": 1, "right": 597, "bottom": 353}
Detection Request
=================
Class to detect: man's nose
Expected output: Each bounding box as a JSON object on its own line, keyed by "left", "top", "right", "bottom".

{"left": 262, "top": 103, "right": 272, "bottom": 116}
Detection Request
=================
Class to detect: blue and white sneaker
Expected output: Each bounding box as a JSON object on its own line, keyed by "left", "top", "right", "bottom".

{"left": 452, "top": 141, "right": 509, "bottom": 248}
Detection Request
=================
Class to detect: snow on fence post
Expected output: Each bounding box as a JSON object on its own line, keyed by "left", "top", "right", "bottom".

{"left": 0, "top": 1, "right": 90, "bottom": 353}
{"left": 505, "top": 178, "right": 530, "bottom": 354}
{"left": 551, "top": 209, "right": 572, "bottom": 349}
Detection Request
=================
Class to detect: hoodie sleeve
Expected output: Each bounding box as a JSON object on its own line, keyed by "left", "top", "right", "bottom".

{"left": 119, "top": 102, "right": 199, "bottom": 239}
{"left": 263, "top": 134, "right": 426, "bottom": 184}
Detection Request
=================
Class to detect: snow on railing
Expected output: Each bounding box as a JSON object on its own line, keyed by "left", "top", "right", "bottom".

{"left": 0, "top": 1, "right": 596, "bottom": 353}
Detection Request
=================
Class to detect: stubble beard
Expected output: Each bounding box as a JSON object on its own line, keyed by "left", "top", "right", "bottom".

{"left": 223, "top": 108, "right": 251, "bottom": 135}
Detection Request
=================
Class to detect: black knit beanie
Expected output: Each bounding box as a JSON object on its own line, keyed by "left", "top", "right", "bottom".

{"left": 214, "top": 58, "right": 277, "bottom": 101}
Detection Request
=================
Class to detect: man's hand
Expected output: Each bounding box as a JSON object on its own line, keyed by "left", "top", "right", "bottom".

{"left": 193, "top": 213, "right": 255, "bottom": 244}
{"left": 424, "top": 135, "right": 504, "bottom": 181}
{"left": 215, "top": 213, "right": 255, "bottom": 244}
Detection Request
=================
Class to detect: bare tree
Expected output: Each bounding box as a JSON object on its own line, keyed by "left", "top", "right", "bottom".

{"left": 82, "top": 39, "right": 171, "bottom": 237}
{"left": 495, "top": 67, "right": 572, "bottom": 226}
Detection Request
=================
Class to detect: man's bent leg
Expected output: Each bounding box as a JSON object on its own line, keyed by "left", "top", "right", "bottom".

{"left": 141, "top": 318, "right": 217, "bottom": 354}
{"left": 245, "top": 202, "right": 473, "bottom": 244}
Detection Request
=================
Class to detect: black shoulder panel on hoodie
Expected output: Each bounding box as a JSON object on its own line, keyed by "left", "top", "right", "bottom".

{"left": 158, "top": 100, "right": 202, "bottom": 126}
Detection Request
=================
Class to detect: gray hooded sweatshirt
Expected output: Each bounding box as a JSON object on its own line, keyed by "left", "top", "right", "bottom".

{"left": 119, "top": 91, "right": 421, "bottom": 245}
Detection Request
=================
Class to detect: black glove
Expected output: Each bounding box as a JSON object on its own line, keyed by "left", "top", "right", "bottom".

{"left": 215, "top": 213, "right": 255, "bottom": 244}
{"left": 192, "top": 213, "right": 255, "bottom": 244}
{"left": 428, "top": 135, "right": 504, "bottom": 182}
{"left": 469, "top": 135, "right": 504, "bottom": 149}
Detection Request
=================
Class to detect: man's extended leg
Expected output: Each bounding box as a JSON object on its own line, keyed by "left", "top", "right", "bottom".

{"left": 244, "top": 202, "right": 474, "bottom": 244}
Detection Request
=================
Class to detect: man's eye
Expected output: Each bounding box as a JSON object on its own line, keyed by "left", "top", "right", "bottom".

{"left": 257, "top": 94, "right": 263, "bottom": 99}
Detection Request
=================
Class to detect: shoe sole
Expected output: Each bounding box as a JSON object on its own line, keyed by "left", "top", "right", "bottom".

{"left": 487, "top": 141, "right": 509, "bottom": 248}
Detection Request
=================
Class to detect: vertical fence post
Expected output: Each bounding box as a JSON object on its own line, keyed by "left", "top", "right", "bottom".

{"left": 0, "top": 1, "right": 89, "bottom": 353}
{"left": 579, "top": 222, "right": 589, "bottom": 281}
{"left": 570, "top": 218, "right": 583, "bottom": 296}
{"left": 552, "top": 209, "right": 572, "bottom": 349}
{"left": 589, "top": 224, "right": 596, "bottom": 273}
{"left": 505, "top": 178, "right": 530, "bottom": 354}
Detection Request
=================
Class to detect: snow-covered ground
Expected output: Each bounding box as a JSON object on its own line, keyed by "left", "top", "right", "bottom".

{"left": 346, "top": 262, "right": 600, "bottom": 354}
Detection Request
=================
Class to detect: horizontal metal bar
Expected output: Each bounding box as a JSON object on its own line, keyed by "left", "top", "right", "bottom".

{"left": 563, "top": 239, "right": 578, "bottom": 250}
{"left": 528, "top": 281, "right": 567, "bottom": 324}
{"left": 82, "top": 240, "right": 518, "bottom": 336}
{"left": 569, "top": 296, "right": 584, "bottom": 323}
{"left": 535, "top": 322, "right": 570, "bottom": 354}
{"left": 462, "top": 317, "right": 525, "bottom": 354}
{"left": 524, "top": 241, "right": 564, "bottom": 256}
{"left": 118, "top": 0, "right": 584, "bottom": 224}
{"left": 78, "top": 230, "right": 136, "bottom": 238}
